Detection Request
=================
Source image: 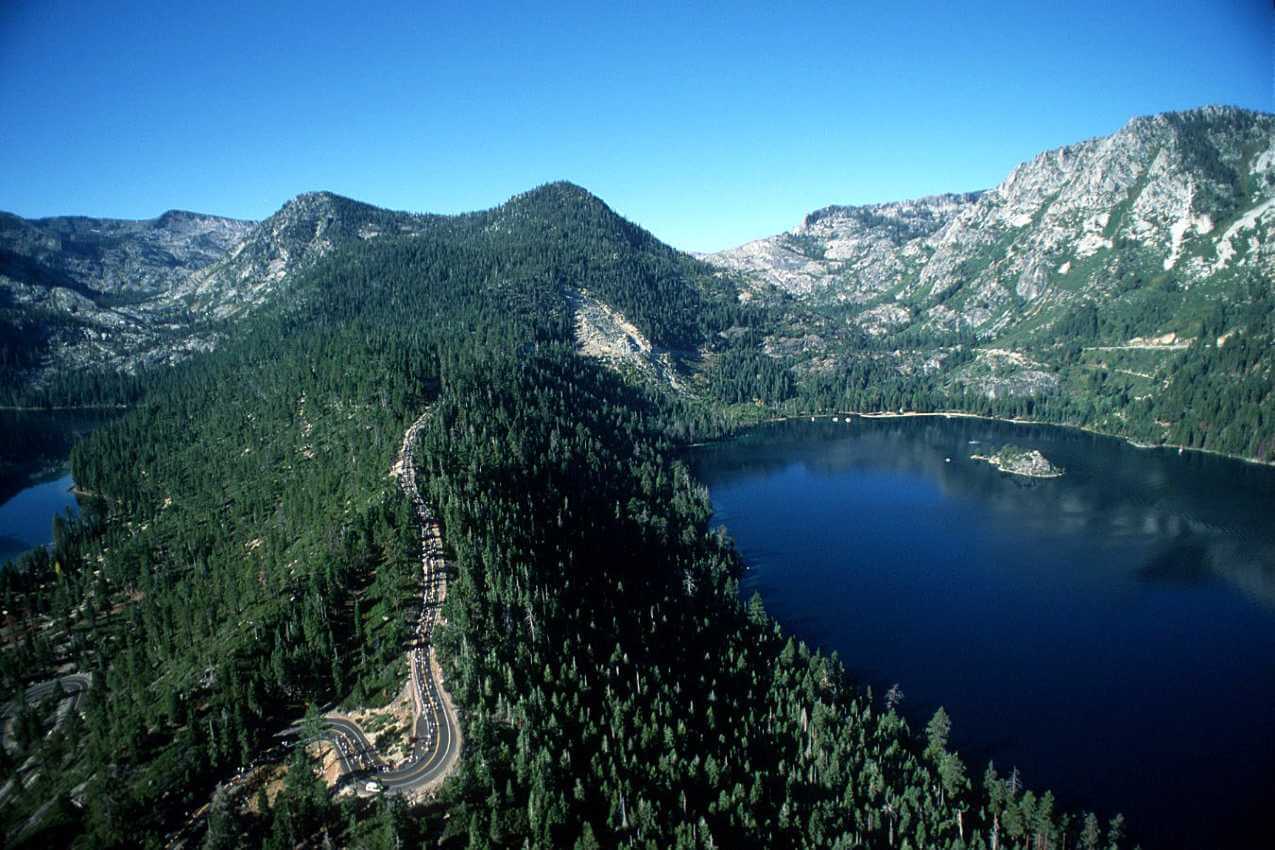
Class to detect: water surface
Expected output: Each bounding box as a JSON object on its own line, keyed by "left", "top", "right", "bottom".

{"left": 0, "top": 410, "right": 110, "bottom": 565}
{"left": 691, "top": 417, "right": 1275, "bottom": 850}
{"left": 0, "top": 472, "right": 78, "bottom": 563}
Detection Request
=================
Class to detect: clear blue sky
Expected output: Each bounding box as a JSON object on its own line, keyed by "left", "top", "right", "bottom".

{"left": 1, "top": 0, "right": 1270, "bottom": 252}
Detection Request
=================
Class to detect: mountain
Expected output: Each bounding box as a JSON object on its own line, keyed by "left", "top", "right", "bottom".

{"left": 0, "top": 192, "right": 437, "bottom": 391}
{"left": 708, "top": 192, "right": 981, "bottom": 305}
{"left": 169, "top": 191, "right": 440, "bottom": 319}
{"left": 0, "top": 120, "right": 1267, "bottom": 847}
{"left": 706, "top": 106, "right": 1275, "bottom": 460}
{"left": 709, "top": 106, "right": 1274, "bottom": 335}
{"left": 0, "top": 209, "right": 254, "bottom": 297}
{"left": 0, "top": 209, "right": 254, "bottom": 379}
{"left": 3, "top": 108, "right": 1272, "bottom": 461}
{"left": 1, "top": 176, "right": 1135, "bottom": 849}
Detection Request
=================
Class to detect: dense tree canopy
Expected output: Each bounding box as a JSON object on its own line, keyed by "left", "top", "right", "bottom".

{"left": 1, "top": 185, "right": 1132, "bottom": 848}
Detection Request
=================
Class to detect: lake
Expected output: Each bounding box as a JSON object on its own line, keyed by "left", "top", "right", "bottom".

{"left": 0, "top": 410, "right": 112, "bottom": 566}
{"left": 0, "top": 472, "right": 78, "bottom": 564}
{"left": 691, "top": 417, "right": 1275, "bottom": 850}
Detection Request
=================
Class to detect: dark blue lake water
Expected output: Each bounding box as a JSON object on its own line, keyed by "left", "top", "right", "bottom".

{"left": 0, "top": 409, "right": 110, "bottom": 566}
{"left": 0, "top": 472, "right": 78, "bottom": 564}
{"left": 691, "top": 417, "right": 1275, "bottom": 850}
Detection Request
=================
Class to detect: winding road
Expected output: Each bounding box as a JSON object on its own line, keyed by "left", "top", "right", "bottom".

{"left": 6, "top": 412, "right": 458, "bottom": 850}
{"left": 0, "top": 673, "right": 93, "bottom": 809}
{"left": 1, "top": 673, "right": 92, "bottom": 730}
{"left": 310, "top": 410, "right": 460, "bottom": 796}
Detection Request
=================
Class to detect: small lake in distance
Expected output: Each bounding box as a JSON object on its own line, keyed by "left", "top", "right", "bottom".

{"left": 0, "top": 410, "right": 112, "bottom": 566}
{"left": 0, "top": 472, "right": 78, "bottom": 564}
{"left": 691, "top": 417, "right": 1275, "bottom": 850}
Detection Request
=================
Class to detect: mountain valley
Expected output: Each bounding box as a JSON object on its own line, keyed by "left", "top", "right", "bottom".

{"left": 4, "top": 106, "right": 1270, "bottom": 461}
{"left": 1, "top": 104, "right": 1272, "bottom": 850}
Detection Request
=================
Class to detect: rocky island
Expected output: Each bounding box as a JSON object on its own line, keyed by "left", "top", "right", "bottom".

{"left": 971, "top": 444, "right": 1064, "bottom": 478}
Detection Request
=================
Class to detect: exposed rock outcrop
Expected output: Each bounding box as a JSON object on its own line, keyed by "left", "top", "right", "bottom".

{"left": 971, "top": 445, "right": 1064, "bottom": 478}
{"left": 706, "top": 106, "right": 1275, "bottom": 341}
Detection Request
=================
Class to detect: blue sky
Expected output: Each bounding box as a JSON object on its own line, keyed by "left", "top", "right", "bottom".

{"left": 1, "top": 1, "right": 1270, "bottom": 251}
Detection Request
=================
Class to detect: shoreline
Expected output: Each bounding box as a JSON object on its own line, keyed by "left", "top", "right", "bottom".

{"left": 0, "top": 461, "right": 74, "bottom": 506}
{"left": 723, "top": 409, "right": 1275, "bottom": 469}
{"left": 969, "top": 452, "right": 1064, "bottom": 479}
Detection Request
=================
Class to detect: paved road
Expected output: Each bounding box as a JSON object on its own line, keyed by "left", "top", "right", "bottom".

{"left": 312, "top": 410, "right": 460, "bottom": 795}
{"left": 0, "top": 673, "right": 93, "bottom": 807}
{"left": 172, "top": 410, "right": 459, "bottom": 844}
{"left": 7, "top": 412, "right": 460, "bottom": 847}
{"left": 0, "top": 672, "right": 93, "bottom": 748}
{"left": 1, "top": 673, "right": 92, "bottom": 718}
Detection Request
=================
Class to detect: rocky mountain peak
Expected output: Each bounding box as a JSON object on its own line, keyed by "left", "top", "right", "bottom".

{"left": 706, "top": 192, "right": 984, "bottom": 302}
{"left": 155, "top": 208, "right": 233, "bottom": 226}
{"left": 174, "top": 192, "right": 438, "bottom": 319}
{"left": 708, "top": 106, "right": 1274, "bottom": 340}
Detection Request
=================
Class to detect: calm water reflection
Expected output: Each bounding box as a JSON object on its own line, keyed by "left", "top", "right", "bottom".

{"left": 0, "top": 472, "right": 77, "bottom": 564}
{"left": 0, "top": 410, "right": 111, "bottom": 565}
{"left": 692, "top": 417, "right": 1275, "bottom": 850}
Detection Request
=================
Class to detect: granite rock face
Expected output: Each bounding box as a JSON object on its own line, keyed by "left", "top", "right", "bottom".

{"left": 704, "top": 106, "right": 1274, "bottom": 407}
{"left": 0, "top": 192, "right": 437, "bottom": 385}
{"left": 0, "top": 210, "right": 255, "bottom": 379}
{"left": 0, "top": 210, "right": 255, "bottom": 297}
{"left": 710, "top": 193, "right": 980, "bottom": 304}
{"left": 707, "top": 106, "right": 1275, "bottom": 339}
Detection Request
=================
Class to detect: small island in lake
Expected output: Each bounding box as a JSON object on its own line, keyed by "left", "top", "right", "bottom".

{"left": 970, "top": 444, "right": 1064, "bottom": 478}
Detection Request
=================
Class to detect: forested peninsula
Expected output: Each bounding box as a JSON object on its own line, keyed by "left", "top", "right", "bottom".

{"left": 0, "top": 184, "right": 1142, "bottom": 849}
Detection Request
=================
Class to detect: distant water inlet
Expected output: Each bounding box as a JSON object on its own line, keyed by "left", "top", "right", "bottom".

{"left": 691, "top": 418, "right": 1275, "bottom": 850}
{"left": 0, "top": 473, "right": 79, "bottom": 564}
{"left": 0, "top": 409, "right": 112, "bottom": 566}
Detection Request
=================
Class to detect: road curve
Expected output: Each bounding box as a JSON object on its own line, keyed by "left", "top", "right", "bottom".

{"left": 0, "top": 673, "right": 92, "bottom": 744}
{"left": 315, "top": 409, "right": 460, "bottom": 795}
{"left": 0, "top": 673, "right": 93, "bottom": 805}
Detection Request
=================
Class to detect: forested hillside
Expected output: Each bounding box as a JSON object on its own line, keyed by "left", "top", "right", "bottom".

{"left": 7, "top": 109, "right": 1272, "bottom": 464}
{"left": 0, "top": 184, "right": 1129, "bottom": 849}
{"left": 707, "top": 106, "right": 1275, "bottom": 462}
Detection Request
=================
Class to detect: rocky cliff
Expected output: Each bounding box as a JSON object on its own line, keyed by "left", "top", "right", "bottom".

{"left": 708, "top": 106, "right": 1274, "bottom": 342}
{"left": 0, "top": 192, "right": 437, "bottom": 386}
{"left": 703, "top": 106, "right": 1274, "bottom": 457}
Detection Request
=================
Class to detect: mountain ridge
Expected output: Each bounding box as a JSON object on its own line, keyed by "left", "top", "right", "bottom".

{"left": 708, "top": 105, "right": 1274, "bottom": 332}
{"left": 701, "top": 105, "right": 1274, "bottom": 461}
{"left": 2, "top": 107, "right": 1271, "bottom": 460}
